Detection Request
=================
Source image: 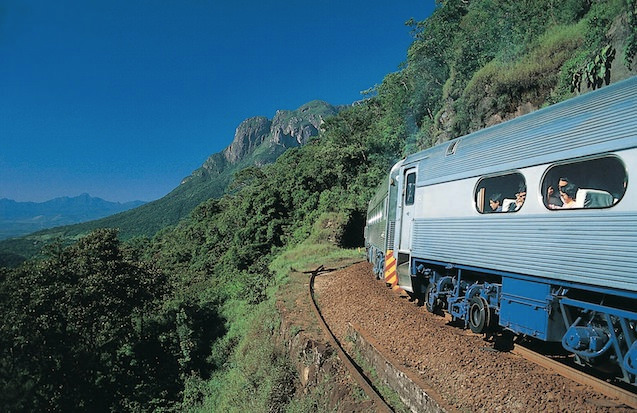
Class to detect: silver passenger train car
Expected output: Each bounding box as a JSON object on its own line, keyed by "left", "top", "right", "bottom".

{"left": 365, "top": 76, "right": 637, "bottom": 385}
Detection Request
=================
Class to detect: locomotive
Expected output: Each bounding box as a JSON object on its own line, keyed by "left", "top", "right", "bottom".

{"left": 364, "top": 76, "right": 637, "bottom": 386}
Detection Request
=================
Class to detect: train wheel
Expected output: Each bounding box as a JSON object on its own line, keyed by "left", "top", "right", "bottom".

{"left": 425, "top": 283, "right": 439, "bottom": 313}
{"left": 468, "top": 296, "right": 491, "bottom": 334}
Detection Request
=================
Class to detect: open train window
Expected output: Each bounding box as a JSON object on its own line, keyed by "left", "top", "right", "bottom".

{"left": 542, "top": 155, "right": 627, "bottom": 210}
{"left": 475, "top": 172, "right": 526, "bottom": 214}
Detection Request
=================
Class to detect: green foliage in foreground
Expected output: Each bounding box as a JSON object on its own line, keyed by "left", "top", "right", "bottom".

{"left": 180, "top": 242, "right": 361, "bottom": 413}
{"left": 188, "top": 302, "right": 296, "bottom": 412}
{"left": 0, "top": 229, "right": 225, "bottom": 412}
{"left": 401, "top": 0, "right": 633, "bottom": 144}
{"left": 2, "top": 1, "right": 635, "bottom": 411}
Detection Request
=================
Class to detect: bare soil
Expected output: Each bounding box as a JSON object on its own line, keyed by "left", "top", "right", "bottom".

{"left": 313, "top": 261, "right": 635, "bottom": 412}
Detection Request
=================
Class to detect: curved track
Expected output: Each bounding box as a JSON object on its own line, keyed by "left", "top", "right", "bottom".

{"left": 312, "top": 261, "right": 637, "bottom": 410}
{"left": 307, "top": 265, "right": 393, "bottom": 413}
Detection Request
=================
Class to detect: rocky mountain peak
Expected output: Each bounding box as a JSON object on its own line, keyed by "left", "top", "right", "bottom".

{"left": 269, "top": 100, "right": 338, "bottom": 147}
{"left": 223, "top": 116, "right": 272, "bottom": 164}
{"left": 191, "top": 100, "right": 340, "bottom": 182}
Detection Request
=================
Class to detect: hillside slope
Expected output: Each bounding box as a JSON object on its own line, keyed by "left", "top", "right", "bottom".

{"left": 0, "top": 100, "right": 341, "bottom": 266}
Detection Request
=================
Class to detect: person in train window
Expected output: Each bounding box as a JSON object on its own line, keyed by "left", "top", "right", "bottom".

{"left": 546, "top": 185, "right": 563, "bottom": 208}
{"left": 508, "top": 184, "right": 527, "bottom": 212}
{"left": 546, "top": 177, "right": 571, "bottom": 209}
{"left": 559, "top": 183, "right": 578, "bottom": 209}
{"left": 489, "top": 193, "right": 502, "bottom": 212}
{"left": 558, "top": 177, "right": 570, "bottom": 191}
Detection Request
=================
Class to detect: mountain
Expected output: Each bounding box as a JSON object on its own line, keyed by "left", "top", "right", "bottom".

{"left": 184, "top": 100, "right": 341, "bottom": 185}
{"left": 0, "top": 100, "right": 342, "bottom": 266}
{"left": 0, "top": 194, "right": 145, "bottom": 241}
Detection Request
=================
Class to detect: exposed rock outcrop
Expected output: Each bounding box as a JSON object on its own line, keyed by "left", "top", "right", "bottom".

{"left": 223, "top": 116, "right": 272, "bottom": 164}
{"left": 184, "top": 100, "right": 340, "bottom": 184}
{"left": 270, "top": 101, "right": 337, "bottom": 147}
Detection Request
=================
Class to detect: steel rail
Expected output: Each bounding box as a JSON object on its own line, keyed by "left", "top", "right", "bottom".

{"left": 512, "top": 344, "right": 637, "bottom": 409}
{"left": 307, "top": 265, "right": 393, "bottom": 413}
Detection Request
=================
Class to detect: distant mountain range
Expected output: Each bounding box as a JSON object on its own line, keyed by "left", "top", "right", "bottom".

{"left": 0, "top": 100, "right": 343, "bottom": 266}
{"left": 0, "top": 194, "right": 145, "bottom": 240}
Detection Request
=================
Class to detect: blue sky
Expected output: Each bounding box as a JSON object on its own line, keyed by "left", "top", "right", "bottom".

{"left": 1, "top": 1, "right": 435, "bottom": 203}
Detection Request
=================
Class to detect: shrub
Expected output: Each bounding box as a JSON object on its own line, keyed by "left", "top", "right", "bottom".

{"left": 461, "top": 23, "right": 585, "bottom": 129}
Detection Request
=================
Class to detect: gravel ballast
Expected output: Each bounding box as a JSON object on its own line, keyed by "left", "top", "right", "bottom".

{"left": 313, "top": 262, "right": 634, "bottom": 412}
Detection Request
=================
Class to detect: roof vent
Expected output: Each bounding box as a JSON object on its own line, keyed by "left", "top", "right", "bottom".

{"left": 446, "top": 140, "right": 459, "bottom": 156}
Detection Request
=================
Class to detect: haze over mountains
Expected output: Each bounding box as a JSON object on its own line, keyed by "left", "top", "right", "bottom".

{"left": 0, "top": 194, "right": 145, "bottom": 240}
{"left": 0, "top": 100, "right": 342, "bottom": 265}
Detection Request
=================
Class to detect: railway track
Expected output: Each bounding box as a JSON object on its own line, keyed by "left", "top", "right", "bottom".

{"left": 435, "top": 307, "right": 637, "bottom": 408}
{"left": 386, "top": 278, "right": 637, "bottom": 409}
{"left": 512, "top": 343, "right": 637, "bottom": 409}
{"left": 306, "top": 265, "right": 394, "bottom": 413}
{"left": 307, "top": 267, "right": 637, "bottom": 411}
{"left": 427, "top": 294, "right": 637, "bottom": 409}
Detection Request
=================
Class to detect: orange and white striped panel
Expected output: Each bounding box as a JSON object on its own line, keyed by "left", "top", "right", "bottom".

{"left": 384, "top": 250, "right": 400, "bottom": 290}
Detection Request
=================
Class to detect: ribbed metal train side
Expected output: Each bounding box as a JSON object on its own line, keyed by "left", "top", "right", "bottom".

{"left": 365, "top": 181, "right": 389, "bottom": 279}
{"left": 409, "top": 76, "right": 637, "bottom": 188}
{"left": 401, "top": 76, "right": 637, "bottom": 295}
{"left": 366, "top": 181, "right": 388, "bottom": 251}
{"left": 411, "top": 211, "right": 637, "bottom": 294}
{"left": 382, "top": 76, "right": 637, "bottom": 386}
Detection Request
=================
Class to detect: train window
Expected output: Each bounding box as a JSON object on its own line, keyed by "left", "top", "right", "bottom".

{"left": 542, "top": 156, "right": 627, "bottom": 210}
{"left": 475, "top": 172, "right": 526, "bottom": 214}
{"left": 405, "top": 172, "right": 416, "bottom": 206}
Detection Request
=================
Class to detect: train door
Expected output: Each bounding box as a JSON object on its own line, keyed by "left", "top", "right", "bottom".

{"left": 399, "top": 168, "right": 416, "bottom": 253}
{"left": 396, "top": 168, "right": 416, "bottom": 289}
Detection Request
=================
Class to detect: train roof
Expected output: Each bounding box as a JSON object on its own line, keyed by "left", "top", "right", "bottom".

{"left": 367, "top": 179, "right": 389, "bottom": 212}
{"left": 403, "top": 76, "right": 637, "bottom": 186}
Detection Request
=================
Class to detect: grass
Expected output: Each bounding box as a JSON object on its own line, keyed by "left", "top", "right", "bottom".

{"left": 284, "top": 372, "right": 340, "bottom": 413}
{"left": 270, "top": 241, "right": 364, "bottom": 284}
{"left": 187, "top": 298, "right": 296, "bottom": 413}
{"left": 461, "top": 22, "right": 586, "bottom": 128}
{"left": 183, "top": 241, "right": 364, "bottom": 412}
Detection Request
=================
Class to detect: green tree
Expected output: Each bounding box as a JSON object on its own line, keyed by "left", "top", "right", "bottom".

{"left": 0, "top": 229, "right": 183, "bottom": 411}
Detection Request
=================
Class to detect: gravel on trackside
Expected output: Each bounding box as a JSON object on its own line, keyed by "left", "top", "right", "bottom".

{"left": 313, "top": 262, "right": 634, "bottom": 413}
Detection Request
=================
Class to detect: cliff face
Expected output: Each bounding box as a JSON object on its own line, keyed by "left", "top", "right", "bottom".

{"left": 189, "top": 100, "right": 340, "bottom": 181}
{"left": 223, "top": 116, "right": 272, "bottom": 164}
{"left": 270, "top": 110, "right": 319, "bottom": 147}
{"left": 270, "top": 101, "right": 338, "bottom": 147}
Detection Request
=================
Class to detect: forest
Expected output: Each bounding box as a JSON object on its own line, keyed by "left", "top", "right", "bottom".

{"left": 1, "top": 0, "right": 636, "bottom": 411}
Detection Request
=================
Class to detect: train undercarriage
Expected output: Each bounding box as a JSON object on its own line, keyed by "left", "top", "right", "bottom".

{"left": 406, "top": 257, "right": 637, "bottom": 387}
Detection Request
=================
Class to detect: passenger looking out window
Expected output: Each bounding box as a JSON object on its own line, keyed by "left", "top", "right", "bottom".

{"left": 543, "top": 156, "right": 627, "bottom": 210}
{"left": 489, "top": 193, "right": 502, "bottom": 212}
{"left": 558, "top": 183, "right": 578, "bottom": 209}
{"left": 507, "top": 184, "right": 526, "bottom": 212}
{"left": 476, "top": 173, "right": 526, "bottom": 214}
{"left": 546, "top": 185, "right": 562, "bottom": 208}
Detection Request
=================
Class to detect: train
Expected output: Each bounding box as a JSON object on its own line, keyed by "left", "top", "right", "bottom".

{"left": 364, "top": 76, "right": 637, "bottom": 386}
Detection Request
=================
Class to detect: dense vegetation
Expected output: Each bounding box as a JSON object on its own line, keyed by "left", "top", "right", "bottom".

{"left": 1, "top": 1, "right": 635, "bottom": 411}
